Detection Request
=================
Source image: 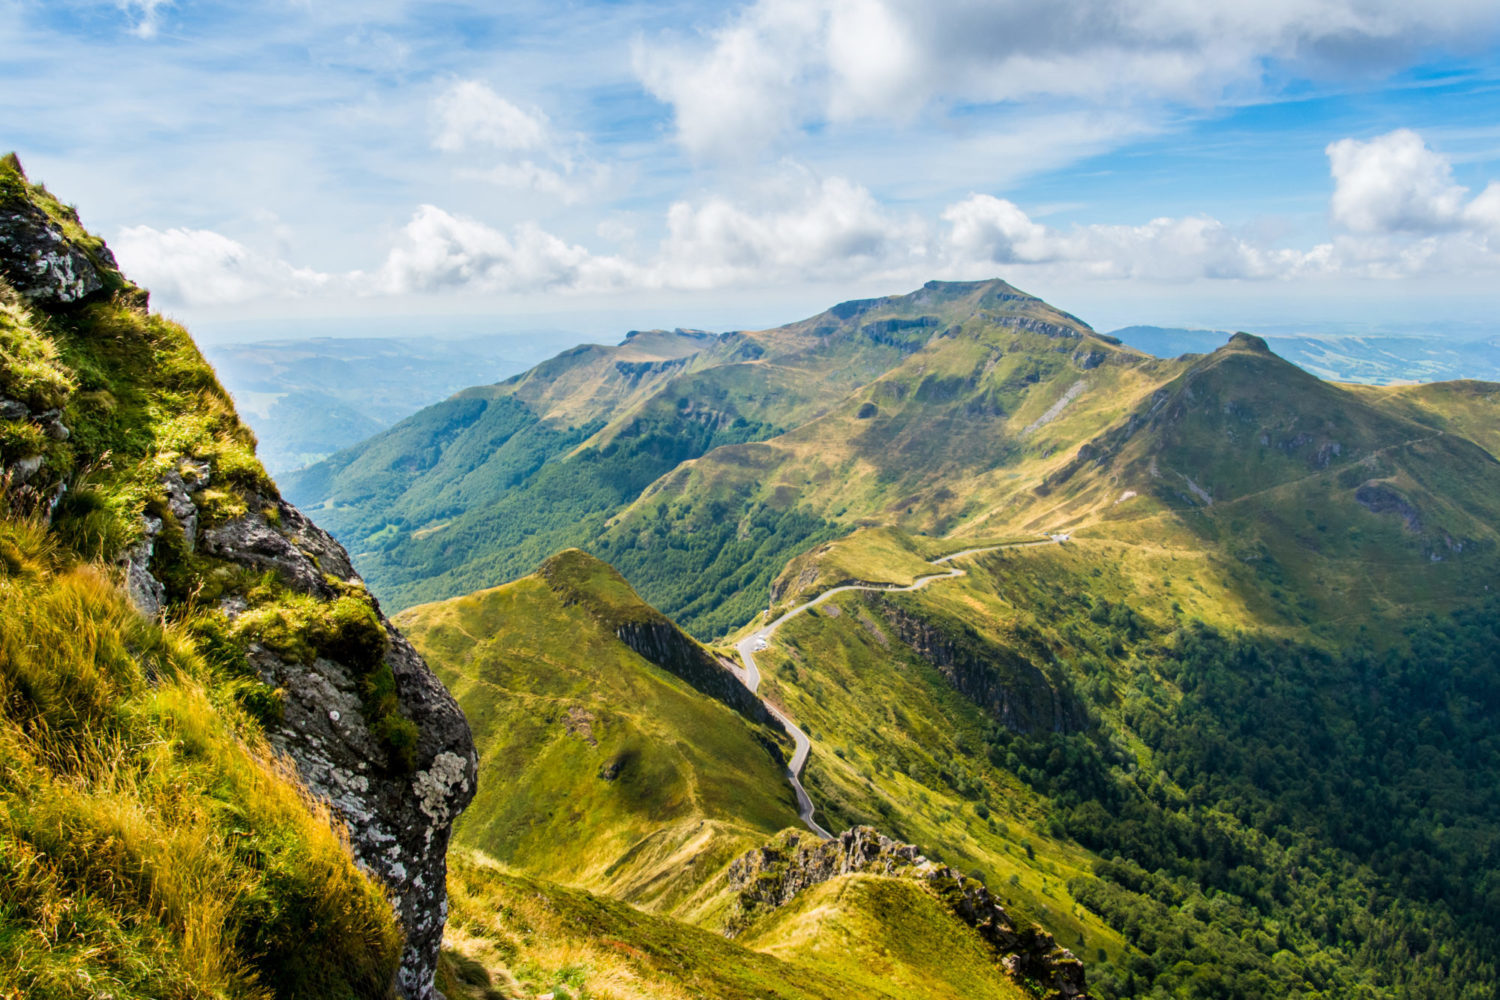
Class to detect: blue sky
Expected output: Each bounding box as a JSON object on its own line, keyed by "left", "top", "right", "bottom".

{"left": 5, "top": 0, "right": 1500, "bottom": 343}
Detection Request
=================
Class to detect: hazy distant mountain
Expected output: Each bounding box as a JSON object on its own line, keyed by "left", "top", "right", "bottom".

{"left": 1111, "top": 324, "right": 1500, "bottom": 384}
{"left": 204, "top": 335, "right": 563, "bottom": 475}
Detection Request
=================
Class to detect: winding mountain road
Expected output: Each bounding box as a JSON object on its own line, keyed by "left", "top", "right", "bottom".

{"left": 730, "top": 536, "right": 1062, "bottom": 840}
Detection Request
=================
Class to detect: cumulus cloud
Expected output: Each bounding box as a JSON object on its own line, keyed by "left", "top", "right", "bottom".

{"left": 430, "top": 80, "right": 607, "bottom": 202}
{"left": 1327, "top": 129, "right": 1470, "bottom": 233}
{"left": 375, "top": 205, "right": 633, "bottom": 294}
{"left": 941, "top": 195, "right": 1313, "bottom": 281}
{"left": 1329, "top": 129, "right": 1500, "bottom": 241}
{"left": 653, "top": 173, "right": 928, "bottom": 287}
{"left": 635, "top": 0, "right": 1500, "bottom": 158}
{"left": 113, "top": 225, "right": 336, "bottom": 306}
{"left": 936, "top": 129, "right": 1500, "bottom": 283}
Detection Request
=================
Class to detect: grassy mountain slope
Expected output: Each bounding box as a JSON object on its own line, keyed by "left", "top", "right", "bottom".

{"left": 0, "top": 154, "right": 404, "bottom": 998}
{"left": 400, "top": 552, "right": 1053, "bottom": 1000}
{"left": 438, "top": 850, "right": 1032, "bottom": 1000}
{"left": 283, "top": 262, "right": 1500, "bottom": 998}
{"left": 394, "top": 550, "right": 799, "bottom": 916}
{"left": 751, "top": 534, "right": 1500, "bottom": 999}
{"left": 734, "top": 873, "right": 1029, "bottom": 1000}
{"left": 288, "top": 279, "right": 1172, "bottom": 636}
{"left": 1015, "top": 334, "right": 1500, "bottom": 631}
{"left": 0, "top": 518, "right": 401, "bottom": 1000}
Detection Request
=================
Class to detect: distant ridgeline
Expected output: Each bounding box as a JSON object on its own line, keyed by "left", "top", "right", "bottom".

{"left": 1110, "top": 324, "right": 1500, "bottom": 385}
{"left": 287, "top": 281, "right": 1500, "bottom": 643}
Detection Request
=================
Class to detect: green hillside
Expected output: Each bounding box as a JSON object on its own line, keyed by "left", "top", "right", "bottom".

{"left": 0, "top": 154, "right": 405, "bottom": 998}
{"left": 283, "top": 253, "right": 1500, "bottom": 1000}
{"left": 388, "top": 316, "right": 1500, "bottom": 1000}
{"left": 399, "top": 552, "right": 1063, "bottom": 1000}
{"left": 438, "top": 849, "right": 1034, "bottom": 1000}
{"left": 741, "top": 529, "right": 1500, "bottom": 999}
{"left": 394, "top": 549, "right": 798, "bottom": 915}
{"left": 1015, "top": 333, "right": 1500, "bottom": 631}
{"left": 286, "top": 279, "right": 1165, "bottom": 636}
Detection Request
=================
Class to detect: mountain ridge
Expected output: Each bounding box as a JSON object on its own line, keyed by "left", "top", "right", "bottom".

{"left": 0, "top": 151, "right": 476, "bottom": 999}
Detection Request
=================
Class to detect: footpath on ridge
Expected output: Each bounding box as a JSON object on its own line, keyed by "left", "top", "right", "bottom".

{"left": 728, "top": 536, "right": 1063, "bottom": 839}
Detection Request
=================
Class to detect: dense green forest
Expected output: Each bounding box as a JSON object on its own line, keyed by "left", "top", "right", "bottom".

{"left": 990, "top": 600, "right": 1500, "bottom": 999}
{"left": 295, "top": 395, "right": 836, "bottom": 635}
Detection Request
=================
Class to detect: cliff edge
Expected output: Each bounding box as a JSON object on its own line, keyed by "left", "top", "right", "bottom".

{"left": 0, "top": 153, "right": 476, "bottom": 999}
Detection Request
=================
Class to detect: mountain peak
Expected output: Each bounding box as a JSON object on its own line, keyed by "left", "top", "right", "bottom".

{"left": 1225, "top": 331, "right": 1271, "bottom": 353}
{"left": 539, "top": 547, "right": 665, "bottom": 626}
{"left": 920, "top": 277, "right": 1027, "bottom": 298}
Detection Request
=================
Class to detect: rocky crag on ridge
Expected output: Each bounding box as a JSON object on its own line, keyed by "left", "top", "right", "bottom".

{"left": 0, "top": 153, "right": 476, "bottom": 999}
{"left": 727, "top": 826, "right": 1091, "bottom": 1000}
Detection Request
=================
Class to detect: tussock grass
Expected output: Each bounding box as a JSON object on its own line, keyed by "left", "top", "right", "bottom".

{"left": 440, "top": 849, "right": 865, "bottom": 1000}
{"left": 0, "top": 517, "right": 402, "bottom": 999}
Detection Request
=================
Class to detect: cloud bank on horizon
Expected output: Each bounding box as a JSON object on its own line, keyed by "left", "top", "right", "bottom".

{"left": 115, "top": 128, "right": 1500, "bottom": 305}
{"left": 9, "top": 0, "right": 1500, "bottom": 327}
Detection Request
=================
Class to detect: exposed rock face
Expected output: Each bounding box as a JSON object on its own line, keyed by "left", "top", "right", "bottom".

{"left": 0, "top": 392, "right": 68, "bottom": 501}
{"left": 871, "top": 597, "right": 1087, "bottom": 735}
{"left": 1354, "top": 480, "right": 1423, "bottom": 532}
{"left": 728, "top": 827, "right": 1091, "bottom": 1000}
{"left": 999, "top": 315, "right": 1084, "bottom": 340}
{"left": 0, "top": 185, "right": 114, "bottom": 304}
{"left": 180, "top": 495, "right": 477, "bottom": 1000}
{"left": 614, "top": 619, "right": 777, "bottom": 728}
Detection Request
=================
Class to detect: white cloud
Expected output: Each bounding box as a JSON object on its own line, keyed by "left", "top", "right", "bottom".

{"left": 1315, "top": 129, "right": 1500, "bottom": 276}
{"left": 432, "top": 81, "right": 550, "bottom": 154}
{"left": 118, "top": 0, "right": 171, "bottom": 39}
{"left": 117, "top": 129, "right": 1500, "bottom": 309}
{"left": 653, "top": 172, "right": 927, "bottom": 286}
{"left": 941, "top": 195, "right": 1313, "bottom": 281}
{"left": 633, "top": 2, "right": 823, "bottom": 159}
{"left": 1467, "top": 182, "right": 1500, "bottom": 236}
{"left": 113, "top": 225, "right": 335, "bottom": 305}
{"left": 635, "top": 0, "right": 1500, "bottom": 158}
{"left": 375, "top": 205, "right": 633, "bottom": 294}
{"left": 430, "top": 80, "right": 606, "bottom": 202}
{"left": 1327, "top": 129, "right": 1470, "bottom": 233}
{"left": 935, "top": 129, "right": 1500, "bottom": 284}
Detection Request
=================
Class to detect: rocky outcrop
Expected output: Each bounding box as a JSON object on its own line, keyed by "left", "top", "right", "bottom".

{"left": 1, "top": 161, "right": 476, "bottom": 1000}
{"left": 728, "top": 827, "right": 1091, "bottom": 1000}
{"left": 0, "top": 158, "right": 117, "bottom": 304}
{"left": 998, "top": 315, "right": 1083, "bottom": 340}
{"left": 871, "top": 597, "right": 1087, "bottom": 735}
{"left": 165, "top": 489, "right": 477, "bottom": 1000}
{"left": 0, "top": 391, "right": 69, "bottom": 508}
{"left": 1354, "top": 480, "right": 1422, "bottom": 532}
